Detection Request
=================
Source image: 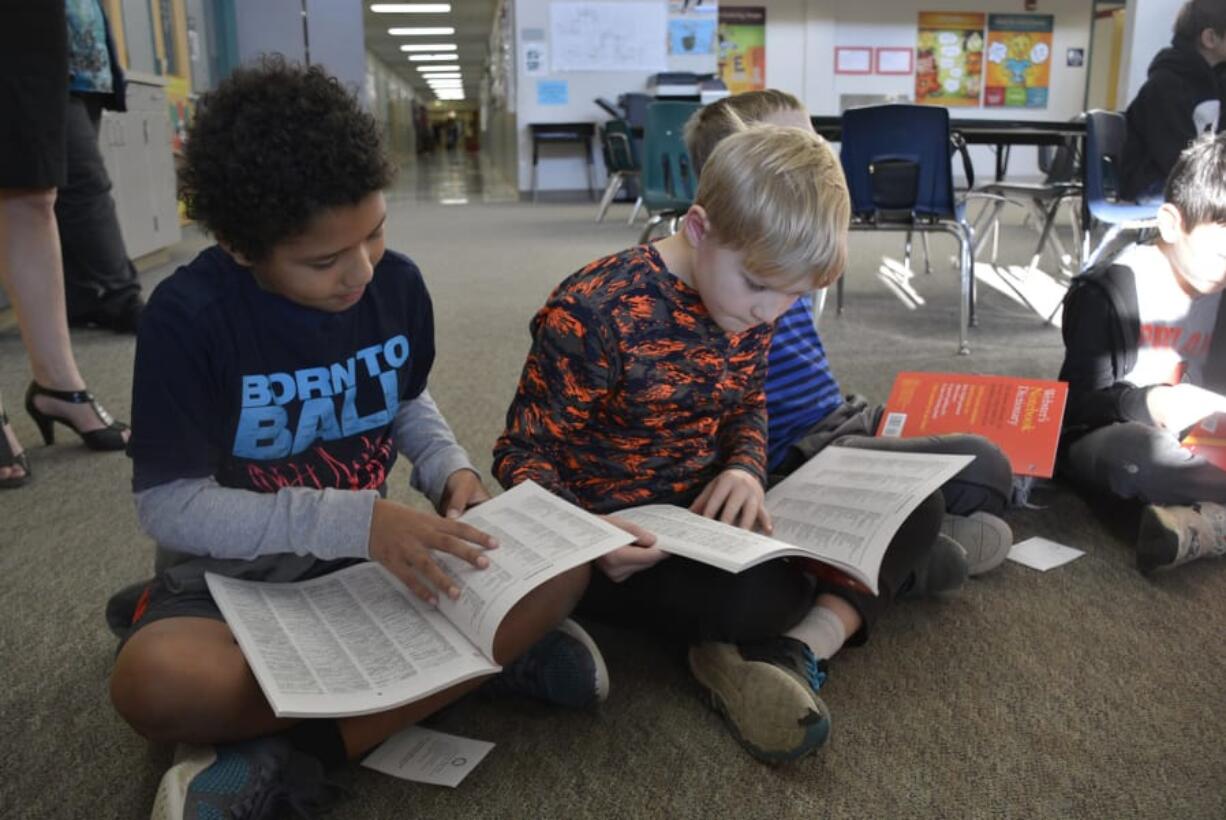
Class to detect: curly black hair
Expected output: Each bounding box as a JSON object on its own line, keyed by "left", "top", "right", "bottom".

{"left": 179, "top": 56, "right": 396, "bottom": 261}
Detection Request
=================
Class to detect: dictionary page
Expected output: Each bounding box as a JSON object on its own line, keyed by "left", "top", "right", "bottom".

{"left": 614, "top": 504, "right": 805, "bottom": 575}
{"left": 207, "top": 562, "right": 498, "bottom": 718}
{"left": 763, "top": 447, "right": 974, "bottom": 592}
{"left": 434, "top": 480, "right": 635, "bottom": 657}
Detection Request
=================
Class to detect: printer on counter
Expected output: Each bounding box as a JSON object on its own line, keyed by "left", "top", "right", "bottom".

{"left": 647, "top": 72, "right": 700, "bottom": 99}
{"left": 647, "top": 72, "right": 729, "bottom": 104}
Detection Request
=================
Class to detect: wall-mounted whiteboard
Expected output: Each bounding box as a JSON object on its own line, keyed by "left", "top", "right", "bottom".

{"left": 550, "top": 1, "right": 668, "bottom": 72}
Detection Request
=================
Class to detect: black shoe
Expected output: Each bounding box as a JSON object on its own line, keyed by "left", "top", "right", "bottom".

{"left": 25, "top": 382, "right": 129, "bottom": 451}
{"left": 69, "top": 295, "right": 144, "bottom": 334}
{"left": 0, "top": 410, "right": 31, "bottom": 489}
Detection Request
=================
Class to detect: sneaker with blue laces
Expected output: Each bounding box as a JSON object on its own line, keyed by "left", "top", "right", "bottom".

{"left": 687, "top": 636, "right": 831, "bottom": 764}
{"left": 150, "top": 735, "right": 341, "bottom": 820}
{"left": 483, "top": 618, "right": 609, "bottom": 708}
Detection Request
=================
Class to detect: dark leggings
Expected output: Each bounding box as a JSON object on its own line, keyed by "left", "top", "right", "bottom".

{"left": 577, "top": 490, "right": 945, "bottom": 645}
{"left": 57, "top": 95, "right": 141, "bottom": 322}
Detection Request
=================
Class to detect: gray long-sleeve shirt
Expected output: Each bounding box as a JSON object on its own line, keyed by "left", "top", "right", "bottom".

{"left": 136, "top": 389, "right": 475, "bottom": 579}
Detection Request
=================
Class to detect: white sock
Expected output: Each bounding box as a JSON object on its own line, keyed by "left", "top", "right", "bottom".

{"left": 783, "top": 605, "right": 847, "bottom": 660}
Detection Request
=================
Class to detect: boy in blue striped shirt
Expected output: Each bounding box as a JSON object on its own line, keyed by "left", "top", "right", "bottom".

{"left": 682, "top": 90, "right": 1014, "bottom": 670}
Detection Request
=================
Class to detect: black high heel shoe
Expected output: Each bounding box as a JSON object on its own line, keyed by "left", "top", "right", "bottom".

{"left": 0, "top": 410, "right": 31, "bottom": 489}
{"left": 25, "top": 382, "right": 129, "bottom": 451}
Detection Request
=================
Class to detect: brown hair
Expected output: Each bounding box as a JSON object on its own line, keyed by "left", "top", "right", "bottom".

{"left": 684, "top": 89, "right": 805, "bottom": 175}
{"left": 1174, "top": 0, "right": 1226, "bottom": 46}
{"left": 1165, "top": 132, "right": 1226, "bottom": 229}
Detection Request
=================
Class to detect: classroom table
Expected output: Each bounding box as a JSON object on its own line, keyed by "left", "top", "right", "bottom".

{"left": 529, "top": 122, "right": 597, "bottom": 202}
{"left": 810, "top": 115, "right": 1086, "bottom": 181}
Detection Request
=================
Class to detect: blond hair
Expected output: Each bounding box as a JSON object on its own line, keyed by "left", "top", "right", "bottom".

{"left": 695, "top": 122, "right": 849, "bottom": 290}
{"left": 685, "top": 89, "right": 804, "bottom": 174}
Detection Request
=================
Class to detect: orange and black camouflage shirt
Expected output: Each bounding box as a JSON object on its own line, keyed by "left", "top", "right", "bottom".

{"left": 493, "top": 243, "right": 771, "bottom": 514}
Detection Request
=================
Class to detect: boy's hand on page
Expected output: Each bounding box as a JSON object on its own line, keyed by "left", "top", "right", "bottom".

{"left": 596, "top": 515, "right": 668, "bottom": 582}
{"left": 691, "top": 469, "right": 773, "bottom": 534}
{"left": 369, "top": 499, "right": 498, "bottom": 605}
{"left": 438, "top": 468, "right": 491, "bottom": 518}
{"left": 1146, "top": 383, "right": 1226, "bottom": 432}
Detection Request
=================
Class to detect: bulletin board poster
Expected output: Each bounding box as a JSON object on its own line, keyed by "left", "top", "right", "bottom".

{"left": 718, "top": 7, "right": 765, "bottom": 94}
{"left": 915, "top": 12, "right": 985, "bottom": 107}
{"left": 984, "top": 14, "right": 1053, "bottom": 108}
{"left": 669, "top": 0, "right": 718, "bottom": 56}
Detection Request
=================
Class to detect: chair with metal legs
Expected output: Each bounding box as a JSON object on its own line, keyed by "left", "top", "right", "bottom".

{"left": 638, "top": 101, "right": 702, "bottom": 244}
{"left": 837, "top": 104, "right": 978, "bottom": 355}
{"left": 1079, "top": 109, "right": 1160, "bottom": 271}
{"left": 595, "top": 119, "right": 640, "bottom": 223}
{"left": 972, "top": 133, "right": 1084, "bottom": 278}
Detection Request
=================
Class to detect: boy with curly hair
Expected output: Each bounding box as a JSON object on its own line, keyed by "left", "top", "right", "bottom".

{"left": 106, "top": 58, "right": 604, "bottom": 819}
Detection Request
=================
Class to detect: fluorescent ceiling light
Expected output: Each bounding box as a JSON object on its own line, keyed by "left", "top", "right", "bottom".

{"left": 417, "top": 65, "right": 460, "bottom": 72}
{"left": 409, "top": 54, "right": 457, "bottom": 61}
{"left": 370, "top": 4, "right": 451, "bottom": 12}
{"left": 388, "top": 27, "right": 454, "bottom": 35}
{"left": 400, "top": 43, "right": 456, "bottom": 51}
{"left": 421, "top": 72, "right": 461, "bottom": 79}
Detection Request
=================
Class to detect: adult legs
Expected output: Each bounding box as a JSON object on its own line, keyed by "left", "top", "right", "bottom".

{"left": 0, "top": 187, "right": 129, "bottom": 440}
{"left": 57, "top": 95, "right": 142, "bottom": 330}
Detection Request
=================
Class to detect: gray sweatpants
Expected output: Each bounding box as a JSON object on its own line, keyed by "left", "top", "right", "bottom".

{"left": 1064, "top": 421, "right": 1226, "bottom": 506}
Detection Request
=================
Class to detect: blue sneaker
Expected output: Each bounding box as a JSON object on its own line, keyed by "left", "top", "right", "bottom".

{"left": 484, "top": 618, "right": 609, "bottom": 708}
{"left": 688, "top": 637, "right": 831, "bottom": 764}
{"left": 150, "top": 736, "right": 340, "bottom": 820}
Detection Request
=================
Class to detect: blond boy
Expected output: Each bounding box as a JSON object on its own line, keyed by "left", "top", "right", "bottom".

{"left": 495, "top": 124, "right": 860, "bottom": 763}
{"left": 683, "top": 89, "right": 1015, "bottom": 681}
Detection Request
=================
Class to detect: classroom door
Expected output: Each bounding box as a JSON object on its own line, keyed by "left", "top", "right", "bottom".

{"left": 1086, "top": 6, "right": 1126, "bottom": 110}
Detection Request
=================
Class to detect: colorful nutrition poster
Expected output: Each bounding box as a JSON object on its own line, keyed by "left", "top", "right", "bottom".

{"left": 718, "top": 7, "right": 765, "bottom": 94}
{"left": 915, "top": 12, "right": 985, "bottom": 107}
{"left": 985, "top": 14, "right": 1054, "bottom": 108}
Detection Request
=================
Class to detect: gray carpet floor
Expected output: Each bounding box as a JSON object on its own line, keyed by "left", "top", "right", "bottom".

{"left": 2, "top": 190, "right": 1224, "bottom": 819}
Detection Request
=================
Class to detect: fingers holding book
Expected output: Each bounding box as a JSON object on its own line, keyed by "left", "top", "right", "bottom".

{"left": 597, "top": 515, "right": 667, "bottom": 582}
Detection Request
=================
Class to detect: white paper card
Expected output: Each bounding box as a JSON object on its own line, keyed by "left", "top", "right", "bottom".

{"left": 362, "top": 726, "right": 494, "bottom": 787}
{"left": 1007, "top": 536, "right": 1084, "bottom": 571}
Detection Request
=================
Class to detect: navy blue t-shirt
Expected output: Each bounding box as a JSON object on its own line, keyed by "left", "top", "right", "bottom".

{"left": 129, "top": 246, "right": 435, "bottom": 494}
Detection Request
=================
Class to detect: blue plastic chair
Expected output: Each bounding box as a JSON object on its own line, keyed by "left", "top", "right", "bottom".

{"left": 638, "top": 101, "right": 702, "bottom": 243}
{"left": 1080, "top": 109, "right": 1160, "bottom": 270}
{"left": 838, "top": 104, "right": 977, "bottom": 355}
